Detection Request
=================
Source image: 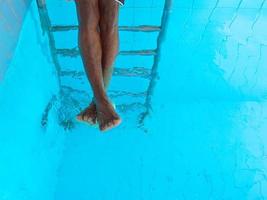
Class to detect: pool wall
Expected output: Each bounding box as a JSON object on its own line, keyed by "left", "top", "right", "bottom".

{"left": 0, "top": 1, "right": 65, "bottom": 200}
{"left": 0, "top": 0, "right": 32, "bottom": 80}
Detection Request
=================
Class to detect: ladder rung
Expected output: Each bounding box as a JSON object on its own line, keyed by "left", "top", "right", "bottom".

{"left": 51, "top": 25, "right": 161, "bottom": 32}
{"left": 60, "top": 67, "right": 151, "bottom": 79}
{"left": 62, "top": 85, "right": 147, "bottom": 98}
{"left": 56, "top": 48, "right": 157, "bottom": 57}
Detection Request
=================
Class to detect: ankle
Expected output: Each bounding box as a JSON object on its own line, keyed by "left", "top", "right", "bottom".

{"left": 96, "top": 97, "right": 110, "bottom": 107}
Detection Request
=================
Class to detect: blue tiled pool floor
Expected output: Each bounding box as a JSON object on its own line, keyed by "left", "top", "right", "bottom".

{"left": 55, "top": 101, "right": 267, "bottom": 199}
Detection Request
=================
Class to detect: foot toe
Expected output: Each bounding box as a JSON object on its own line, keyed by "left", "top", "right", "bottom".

{"left": 113, "top": 118, "right": 121, "bottom": 126}
{"left": 83, "top": 114, "right": 89, "bottom": 121}
{"left": 107, "top": 121, "right": 113, "bottom": 127}
{"left": 100, "top": 124, "right": 106, "bottom": 131}
{"left": 86, "top": 117, "right": 95, "bottom": 125}
{"left": 76, "top": 107, "right": 97, "bottom": 125}
{"left": 76, "top": 114, "right": 83, "bottom": 121}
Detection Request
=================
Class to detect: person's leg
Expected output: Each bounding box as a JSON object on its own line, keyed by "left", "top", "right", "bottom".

{"left": 86, "top": 0, "right": 119, "bottom": 101}
{"left": 99, "top": 0, "right": 119, "bottom": 89}
{"left": 95, "top": 0, "right": 121, "bottom": 131}
{"left": 75, "top": 0, "right": 121, "bottom": 131}
{"left": 75, "top": 0, "right": 103, "bottom": 124}
{"left": 78, "top": 0, "right": 119, "bottom": 124}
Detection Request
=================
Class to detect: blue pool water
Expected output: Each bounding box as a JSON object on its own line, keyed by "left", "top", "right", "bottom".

{"left": 0, "top": 0, "right": 267, "bottom": 199}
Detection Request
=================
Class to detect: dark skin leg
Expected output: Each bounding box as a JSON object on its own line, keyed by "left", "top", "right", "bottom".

{"left": 77, "top": 0, "right": 119, "bottom": 125}
{"left": 99, "top": 0, "right": 119, "bottom": 88}
{"left": 75, "top": 0, "right": 121, "bottom": 131}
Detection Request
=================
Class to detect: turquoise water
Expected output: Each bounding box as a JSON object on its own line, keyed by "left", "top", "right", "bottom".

{"left": 1, "top": 0, "right": 267, "bottom": 199}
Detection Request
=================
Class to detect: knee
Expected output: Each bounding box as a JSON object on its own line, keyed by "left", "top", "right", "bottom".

{"left": 100, "top": 20, "right": 118, "bottom": 35}
{"left": 79, "top": 25, "right": 99, "bottom": 41}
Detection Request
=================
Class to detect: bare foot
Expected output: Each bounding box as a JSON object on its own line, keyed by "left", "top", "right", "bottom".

{"left": 76, "top": 102, "right": 97, "bottom": 125}
{"left": 97, "top": 100, "right": 121, "bottom": 132}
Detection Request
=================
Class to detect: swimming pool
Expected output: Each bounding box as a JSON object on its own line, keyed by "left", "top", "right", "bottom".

{"left": 0, "top": 0, "right": 267, "bottom": 199}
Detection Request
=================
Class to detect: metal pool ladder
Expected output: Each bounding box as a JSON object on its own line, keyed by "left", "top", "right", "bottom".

{"left": 36, "top": 0, "right": 172, "bottom": 130}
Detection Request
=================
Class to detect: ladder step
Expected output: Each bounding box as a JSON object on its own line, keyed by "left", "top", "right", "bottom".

{"left": 62, "top": 85, "right": 147, "bottom": 98}
{"left": 120, "top": 50, "right": 157, "bottom": 56}
{"left": 50, "top": 25, "right": 161, "bottom": 32}
{"left": 114, "top": 67, "right": 151, "bottom": 78}
{"left": 56, "top": 48, "right": 157, "bottom": 57}
{"left": 60, "top": 67, "right": 151, "bottom": 79}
